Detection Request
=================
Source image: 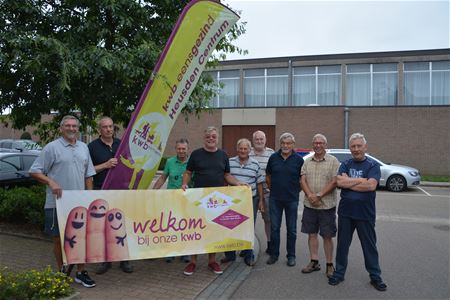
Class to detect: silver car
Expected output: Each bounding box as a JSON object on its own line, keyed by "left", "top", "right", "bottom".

{"left": 303, "top": 149, "right": 421, "bottom": 192}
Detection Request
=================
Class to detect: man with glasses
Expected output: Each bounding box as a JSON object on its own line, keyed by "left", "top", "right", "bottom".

{"left": 300, "top": 134, "right": 340, "bottom": 278}
{"left": 265, "top": 132, "right": 304, "bottom": 267}
{"left": 181, "top": 126, "right": 244, "bottom": 276}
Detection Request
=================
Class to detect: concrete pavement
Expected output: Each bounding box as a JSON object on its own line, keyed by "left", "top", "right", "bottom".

{"left": 0, "top": 229, "right": 259, "bottom": 300}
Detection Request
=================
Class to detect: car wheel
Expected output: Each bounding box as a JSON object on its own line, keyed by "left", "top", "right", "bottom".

{"left": 387, "top": 175, "right": 406, "bottom": 192}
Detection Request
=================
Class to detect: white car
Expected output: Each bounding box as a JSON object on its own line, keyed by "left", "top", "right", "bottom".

{"left": 303, "top": 149, "right": 421, "bottom": 192}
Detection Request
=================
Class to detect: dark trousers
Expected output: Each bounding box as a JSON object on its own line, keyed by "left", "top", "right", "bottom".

{"left": 225, "top": 196, "right": 258, "bottom": 260}
{"left": 334, "top": 216, "right": 382, "bottom": 281}
{"left": 269, "top": 199, "right": 299, "bottom": 259}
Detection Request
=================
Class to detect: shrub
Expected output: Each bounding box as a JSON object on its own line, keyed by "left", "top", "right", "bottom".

{"left": 20, "top": 132, "right": 32, "bottom": 140}
{"left": 0, "top": 266, "right": 74, "bottom": 300}
{"left": 0, "top": 185, "right": 46, "bottom": 226}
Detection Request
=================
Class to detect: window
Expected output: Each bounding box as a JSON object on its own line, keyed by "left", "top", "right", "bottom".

{"left": 206, "top": 70, "right": 239, "bottom": 107}
{"left": 266, "top": 68, "right": 288, "bottom": 106}
{"left": 346, "top": 63, "right": 397, "bottom": 106}
{"left": 404, "top": 61, "right": 450, "bottom": 105}
{"left": 293, "top": 65, "right": 341, "bottom": 106}
{"left": 244, "top": 69, "right": 265, "bottom": 106}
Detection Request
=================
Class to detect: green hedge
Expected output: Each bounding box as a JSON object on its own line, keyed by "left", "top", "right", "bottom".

{"left": 0, "top": 185, "right": 46, "bottom": 226}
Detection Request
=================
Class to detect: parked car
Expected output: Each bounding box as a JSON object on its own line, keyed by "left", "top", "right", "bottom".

{"left": 0, "top": 152, "right": 39, "bottom": 189}
{"left": 295, "top": 148, "right": 313, "bottom": 157}
{"left": 303, "top": 149, "right": 421, "bottom": 192}
{"left": 0, "top": 139, "right": 42, "bottom": 152}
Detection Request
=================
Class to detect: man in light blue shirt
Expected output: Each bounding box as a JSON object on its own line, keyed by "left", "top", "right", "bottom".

{"left": 30, "top": 115, "right": 96, "bottom": 288}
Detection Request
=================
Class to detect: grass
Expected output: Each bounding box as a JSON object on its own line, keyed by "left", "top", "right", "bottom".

{"left": 421, "top": 175, "right": 450, "bottom": 182}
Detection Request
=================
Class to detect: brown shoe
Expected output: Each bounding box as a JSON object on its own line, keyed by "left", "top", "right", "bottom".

{"left": 301, "top": 261, "right": 321, "bottom": 273}
{"left": 326, "top": 264, "right": 335, "bottom": 278}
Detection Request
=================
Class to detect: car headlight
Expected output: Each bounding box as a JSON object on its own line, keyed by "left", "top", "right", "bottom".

{"left": 408, "top": 171, "right": 419, "bottom": 176}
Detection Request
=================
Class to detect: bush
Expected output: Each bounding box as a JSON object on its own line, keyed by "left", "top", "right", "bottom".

{"left": 0, "top": 266, "right": 74, "bottom": 300}
{"left": 0, "top": 185, "right": 46, "bottom": 226}
{"left": 20, "top": 132, "right": 32, "bottom": 140}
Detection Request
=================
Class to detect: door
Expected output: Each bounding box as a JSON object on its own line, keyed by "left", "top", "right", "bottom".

{"left": 222, "top": 125, "right": 275, "bottom": 157}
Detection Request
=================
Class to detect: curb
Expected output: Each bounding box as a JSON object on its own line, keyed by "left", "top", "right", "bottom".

{"left": 196, "top": 234, "right": 260, "bottom": 299}
{"left": 420, "top": 181, "right": 450, "bottom": 188}
{"left": 60, "top": 291, "right": 81, "bottom": 300}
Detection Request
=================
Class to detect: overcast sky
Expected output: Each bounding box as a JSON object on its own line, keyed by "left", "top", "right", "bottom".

{"left": 222, "top": 0, "right": 450, "bottom": 60}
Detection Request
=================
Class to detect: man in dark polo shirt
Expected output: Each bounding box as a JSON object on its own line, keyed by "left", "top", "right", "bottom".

{"left": 88, "top": 116, "right": 133, "bottom": 274}
{"left": 266, "top": 132, "right": 304, "bottom": 267}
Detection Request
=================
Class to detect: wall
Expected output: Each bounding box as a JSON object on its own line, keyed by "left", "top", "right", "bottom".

{"left": 163, "top": 107, "right": 450, "bottom": 176}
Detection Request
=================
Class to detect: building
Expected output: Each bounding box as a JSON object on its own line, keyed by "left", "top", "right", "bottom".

{"left": 166, "top": 49, "right": 450, "bottom": 176}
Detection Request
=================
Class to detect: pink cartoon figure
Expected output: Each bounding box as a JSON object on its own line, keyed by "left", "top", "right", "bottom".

{"left": 105, "top": 208, "right": 129, "bottom": 261}
{"left": 86, "top": 199, "right": 109, "bottom": 263}
{"left": 64, "top": 206, "right": 88, "bottom": 264}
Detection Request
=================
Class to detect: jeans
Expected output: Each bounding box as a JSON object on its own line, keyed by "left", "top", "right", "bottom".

{"left": 269, "top": 199, "right": 299, "bottom": 259}
{"left": 334, "top": 216, "right": 382, "bottom": 281}
{"left": 225, "top": 196, "right": 259, "bottom": 260}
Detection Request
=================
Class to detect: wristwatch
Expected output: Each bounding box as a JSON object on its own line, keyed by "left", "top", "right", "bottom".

{"left": 316, "top": 192, "right": 322, "bottom": 198}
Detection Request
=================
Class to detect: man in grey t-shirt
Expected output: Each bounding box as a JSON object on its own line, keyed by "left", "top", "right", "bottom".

{"left": 30, "top": 115, "right": 96, "bottom": 288}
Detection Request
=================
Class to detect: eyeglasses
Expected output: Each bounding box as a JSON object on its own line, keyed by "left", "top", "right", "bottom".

{"left": 313, "top": 142, "right": 325, "bottom": 145}
{"left": 281, "top": 141, "right": 294, "bottom": 145}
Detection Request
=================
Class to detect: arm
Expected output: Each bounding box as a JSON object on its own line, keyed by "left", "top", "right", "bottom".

{"left": 300, "top": 175, "right": 320, "bottom": 207}
{"left": 85, "top": 177, "right": 93, "bottom": 190}
{"left": 181, "top": 170, "right": 192, "bottom": 191}
{"left": 349, "top": 178, "right": 378, "bottom": 192}
{"left": 30, "top": 172, "right": 62, "bottom": 199}
{"left": 224, "top": 173, "right": 246, "bottom": 186}
{"left": 257, "top": 182, "right": 264, "bottom": 212}
{"left": 337, "top": 173, "right": 365, "bottom": 189}
{"left": 94, "top": 158, "right": 118, "bottom": 173}
{"left": 266, "top": 174, "right": 271, "bottom": 190}
{"left": 152, "top": 174, "right": 168, "bottom": 189}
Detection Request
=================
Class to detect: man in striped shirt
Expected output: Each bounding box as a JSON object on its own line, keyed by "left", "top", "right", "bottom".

{"left": 221, "top": 138, "right": 264, "bottom": 266}
{"left": 250, "top": 130, "right": 275, "bottom": 255}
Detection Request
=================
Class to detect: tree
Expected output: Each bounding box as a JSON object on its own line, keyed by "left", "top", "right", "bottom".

{"left": 0, "top": 0, "right": 246, "bottom": 141}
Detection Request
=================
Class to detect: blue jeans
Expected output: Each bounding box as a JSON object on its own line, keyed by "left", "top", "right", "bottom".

{"left": 225, "top": 196, "right": 259, "bottom": 260}
{"left": 269, "top": 199, "right": 299, "bottom": 259}
{"left": 334, "top": 216, "right": 382, "bottom": 281}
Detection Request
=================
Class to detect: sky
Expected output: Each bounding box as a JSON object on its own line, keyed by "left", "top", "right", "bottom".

{"left": 222, "top": 0, "right": 450, "bottom": 60}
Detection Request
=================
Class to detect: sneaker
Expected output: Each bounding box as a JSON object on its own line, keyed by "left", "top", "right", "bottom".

{"left": 266, "top": 256, "right": 278, "bottom": 265}
{"left": 208, "top": 262, "right": 223, "bottom": 275}
{"left": 165, "top": 257, "right": 175, "bottom": 263}
{"left": 326, "top": 264, "right": 335, "bottom": 278}
{"left": 370, "top": 280, "right": 387, "bottom": 291}
{"left": 287, "top": 257, "right": 296, "bottom": 267}
{"left": 75, "top": 270, "right": 96, "bottom": 288}
{"left": 120, "top": 261, "right": 133, "bottom": 273}
{"left": 301, "top": 261, "right": 321, "bottom": 273}
{"left": 244, "top": 256, "right": 255, "bottom": 266}
{"left": 96, "top": 262, "right": 111, "bottom": 275}
{"left": 328, "top": 276, "right": 344, "bottom": 286}
{"left": 183, "top": 263, "right": 196, "bottom": 276}
{"left": 60, "top": 264, "right": 73, "bottom": 276}
{"left": 180, "top": 256, "right": 190, "bottom": 263}
{"left": 220, "top": 256, "right": 235, "bottom": 264}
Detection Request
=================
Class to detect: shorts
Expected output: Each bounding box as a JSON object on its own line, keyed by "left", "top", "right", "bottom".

{"left": 301, "top": 206, "right": 336, "bottom": 238}
{"left": 44, "top": 208, "right": 60, "bottom": 236}
{"left": 258, "top": 193, "right": 270, "bottom": 222}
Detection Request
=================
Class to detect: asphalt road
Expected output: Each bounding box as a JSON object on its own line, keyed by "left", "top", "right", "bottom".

{"left": 231, "top": 186, "right": 450, "bottom": 299}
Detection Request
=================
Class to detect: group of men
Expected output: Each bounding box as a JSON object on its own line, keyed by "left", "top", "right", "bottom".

{"left": 29, "top": 114, "right": 386, "bottom": 292}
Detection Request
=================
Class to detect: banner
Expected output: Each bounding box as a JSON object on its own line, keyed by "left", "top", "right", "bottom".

{"left": 56, "top": 186, "right": 253, "bottom": 265}
{"left": 102, "top": 1, "right": 240, "bottom": 190}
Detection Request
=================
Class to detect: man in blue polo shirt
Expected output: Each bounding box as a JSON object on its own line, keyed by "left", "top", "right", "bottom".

{"left": 266, "top": 132, "right": 304, "bottom": 267}
{"left": 328, "top": 133, "right": 387, "bottom": 292}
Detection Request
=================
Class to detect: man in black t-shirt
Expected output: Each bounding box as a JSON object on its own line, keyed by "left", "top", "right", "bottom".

{"left": 181, "top": 126, "right": 244, "bottom": 276}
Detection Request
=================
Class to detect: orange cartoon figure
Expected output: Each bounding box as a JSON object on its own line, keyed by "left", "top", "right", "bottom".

{"left": 105, "top": 208, "right": 129, "bottom": 261}
{"left": 86, "top": 199, "right": 109, "bottom": 263}
{"left": 64, "top": 206, "right": 88, "bottom": 264}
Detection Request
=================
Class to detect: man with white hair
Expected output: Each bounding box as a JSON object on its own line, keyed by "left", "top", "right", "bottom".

{"left": 300, "top": 134, "right": 340, "bottom": 278}
{"left": 328, "top": 133, "right": 387, "bottom": 292}
{"left": 265, "top": 132, "right": 304, "bottom": 267}
{"left": 250, "top": 130, "right": 275, "bottom": 255}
